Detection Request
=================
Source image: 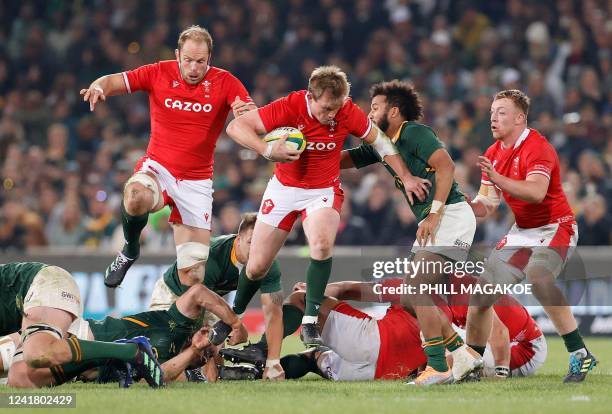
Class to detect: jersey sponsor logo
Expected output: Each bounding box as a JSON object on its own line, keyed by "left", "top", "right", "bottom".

{"left": 261, "top": 199, "right": 275, "bottom": 214}
{"left": 204, "top": 213, "right": 210, "bottom": 222}
{"left": 322, "top": 197, "right": 328, "bottom": 203}
{"left": 305, "top": 141, "right": 337, "bottom": 151}
{"left": 172, "top": 80, "right": 180, "bottom": 88}
{"left": 164, "top": 98, "right": 213, "bottom": 113}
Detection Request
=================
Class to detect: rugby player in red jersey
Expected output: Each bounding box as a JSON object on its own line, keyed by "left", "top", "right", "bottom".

{"left": 460, "top": 90, "right": 596, "bottom": 383}
{"left": 80, "top": 26, "right": 295, "bottom": 289}
{"left": 226, "top": 66, "right": 430, "bottom": 380}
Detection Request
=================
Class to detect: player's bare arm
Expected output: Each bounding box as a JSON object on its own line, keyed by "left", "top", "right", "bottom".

{"left": 161, "top": 328, "right": 211, "bottom": 382}
{"left": 362, "top": 126, "right": 431, "bottom": 205}
{"left": 416, "top": 148, "right": 455, "bottom": 246}
{"left": 178, "top": 284, "right": 247, "bottom": 345}
{"left": 478, "top": 156, "right": 549, "bottom": 203}
{"left": 79, "top": 73, "right": 127, "bottom": 111}
{"left": 488, "top": 312, "right": 511, "bottom": 378}
{"left": 226, "top": 110, "right": 300, "bottom": 162}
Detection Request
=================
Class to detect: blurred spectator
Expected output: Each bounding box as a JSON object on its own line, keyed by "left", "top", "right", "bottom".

{"left": 0, "top": 0, "right": 609, "bottom": 251}
{"left": 577, "top": 194, "right": 610, "bottom": 246}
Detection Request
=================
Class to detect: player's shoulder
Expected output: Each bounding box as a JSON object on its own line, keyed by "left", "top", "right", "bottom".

{"left": 267, "top": 90, "right": 306, "bottom": 111}
{"left": 156, "top": 60, "right": 178, "bottom": 73}
{"left": 523, "top": 128, "right": 557, "bottom": 155}
{"left": 336, "top": 96, "right": 363, "bottom": 118}
{"left": 206, "top": 66, "right": 240, "bottom": 82}
{"left": 525, "top": 128, "right": 553, "bottom": 147}
{"left": 211, "top": 233, "right": 237, "bottom": 250}
{"left": 400, "top": 121, "right": 437, "bottom": 139}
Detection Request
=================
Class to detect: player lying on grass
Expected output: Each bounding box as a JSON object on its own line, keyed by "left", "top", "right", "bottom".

{"left": 149, "top": 212, "right": 285, "bottom": 380}
{"left": 378, "top": 277, "right": 547, "bottom": 378}
{"left": 0, "top": 262, "right": 163, "bottom": 388}
{"left": 4, "top": 281, "right": 247, "bottom": 387}
{"left": 223, "top": 278, "right": 546, "bottom": 381}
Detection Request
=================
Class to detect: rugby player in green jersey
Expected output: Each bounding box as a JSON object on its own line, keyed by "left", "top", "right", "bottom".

{"left": 339, "top": 80, "right": 481, "bottom": 385}
{"left": 4, "top": 272, "right": 247, "bottom": 387}
{"left": 149, "top": 213, "right": 286, "bottom": 380}
{"left": 0, "top": 262, "right": 163, "bottom": 388}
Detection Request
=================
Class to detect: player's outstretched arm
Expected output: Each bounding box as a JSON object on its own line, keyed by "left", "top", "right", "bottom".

{"left": 161, "top": 328, "right": 210, "bottom": 383}
{"left": 226, "top": 110, "right": 299, "bottom": 162}
{"left": 79, "top": 73, "right": 127, "bottom": 111}
{"left": 178, "top": 285, "right": 247, "bottom": 345}
{"left": 363, "top": 126, "right": 430, "bottom": 204}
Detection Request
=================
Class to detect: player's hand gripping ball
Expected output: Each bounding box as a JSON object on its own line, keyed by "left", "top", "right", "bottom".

{"left": 263, "top": 127, "right": 306, "bottom": 153}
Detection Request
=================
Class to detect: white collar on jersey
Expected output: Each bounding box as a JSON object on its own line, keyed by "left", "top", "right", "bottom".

{"left": 513, "top": 128, "right": 530, "bottom": 149}
{"left": 502, "top": 127, "right": 530, "bottom": 150}
{"left": 305, "top": 92, "right": 313, "bottom": 119}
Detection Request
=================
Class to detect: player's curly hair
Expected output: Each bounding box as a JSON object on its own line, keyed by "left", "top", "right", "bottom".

{"left": 369, "top": 80, "right": 423, "bottom": 122}
{"left": 178, "top": 25, "right": 213, "bottom": 53}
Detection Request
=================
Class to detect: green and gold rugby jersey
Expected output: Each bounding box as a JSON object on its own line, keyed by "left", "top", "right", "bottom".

{"left": 0, "top": 262, "right": 47, "bottom": 335}
{"left": 348, "top": 121, "right": 465, "bottom": 222}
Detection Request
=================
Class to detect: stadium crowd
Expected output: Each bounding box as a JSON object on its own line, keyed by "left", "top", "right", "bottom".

{"left": 0, "top": 0, "right": 610, "bottom": 252}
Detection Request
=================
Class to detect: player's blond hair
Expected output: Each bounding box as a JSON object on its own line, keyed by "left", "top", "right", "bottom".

{"left": 178, "top": 25, "right": 213, "bottom": 53}
{"left": 494, "top": 89, "right": 530, "bottom": 117}
{"left": 308, "top": 66, "right": 351, "bottom": 101}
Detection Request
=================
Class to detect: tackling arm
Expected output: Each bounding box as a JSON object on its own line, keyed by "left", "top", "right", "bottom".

{"left": 362, "top": 126, "right": 430, "bottom": 204}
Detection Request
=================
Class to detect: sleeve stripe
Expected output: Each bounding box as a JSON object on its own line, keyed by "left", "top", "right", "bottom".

{"left": 527, "top": 170, "right": 551, "bottom": 180}
{"left": 122, "top": 72, "right": 131, "bottom": 94}
{"left": 359, "top": 118, "right": 373, "bottom": 139}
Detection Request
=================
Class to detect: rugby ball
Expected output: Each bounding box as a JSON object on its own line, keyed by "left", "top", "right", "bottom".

{"left": 263, "top": 127, "right": 306, "bottom": 152}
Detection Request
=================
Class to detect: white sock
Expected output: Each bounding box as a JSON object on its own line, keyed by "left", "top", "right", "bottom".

{"left": 302, "top": 315, "right": 318, "bottom": 324}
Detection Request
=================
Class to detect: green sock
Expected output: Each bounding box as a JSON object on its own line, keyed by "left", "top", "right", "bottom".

{"left": 233, "top": 267, "right": 262, "bottom": 315}
{"left": 280, "top": 354, "right": 317, "bottom": 379}
{"left": 423, "top": 336, "right": 448, "bottom": 372}
{"left": 304, "top": 257, "right": 333, "bottom": 317}
{"left": 561, "top": 329, "right": 586, "bottom": 353}
{"left": 120, "top": 202, "right": 148, "bottom": 259}
{"left": 66, "top": 337, "right": 138, "bottom": 363}
{"left": 444, "top": 332, "right": 464, "bottom": 352}
{"left": 50, "top": 359, "right": 106, "bottom": 385}
{"left": 258, "top": 304, "right": 304, "bottom": 347}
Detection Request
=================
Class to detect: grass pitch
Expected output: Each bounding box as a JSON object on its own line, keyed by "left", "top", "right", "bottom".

{"left": 1, "top": 337, "right": 610, "bottom": 414}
